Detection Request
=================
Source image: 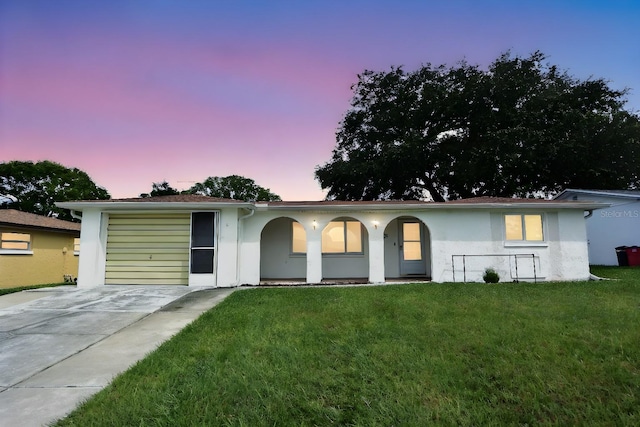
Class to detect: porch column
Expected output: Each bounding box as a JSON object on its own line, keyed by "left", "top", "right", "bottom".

{"left": 306, "top": 231, "right": 322, "bottom": 284}
{"left": 368, "top": 228, "right": 385, "bottom": 283}
{"left": 77, "top": 209, "right": 107, "bottom": 288}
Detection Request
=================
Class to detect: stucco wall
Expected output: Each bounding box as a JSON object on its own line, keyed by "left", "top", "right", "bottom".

{"left": 0, "top": 229, "right": 79, "bottom": 288}
{"left": 422, "top": 209, "right": 590, "bottom": 282}
{"left": 215, "top": 208, "right": 240, "bottom": 287}
{"left": 71, "top": 204, "right": 593, "bottom": 288}
{"left": 584, "top": 196, "right": 639, "bottom": 265}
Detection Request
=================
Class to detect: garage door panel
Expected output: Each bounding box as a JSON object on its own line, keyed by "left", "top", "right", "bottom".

{"left": 105, "top": 214, "right": 190, "bottom": 285}
{"left": 106, "top": 271, "right": 188, "bottom": 279}
{"left": 107, "top": 260, "right": 188, "bottom": 268}
{"left": 107, "top": 234, "right": 189, "bottom": 247}
{"left": 105, "top": 277, "right": 186, "bottom": 285}
{"left": 106, "top": 252, "right": 190, "bottom": 261}
{"left": 108, "top": 230, "right": 189, "bottom": 237}
{"left": 108, "top": 216, "right": 190, "bottom": 225}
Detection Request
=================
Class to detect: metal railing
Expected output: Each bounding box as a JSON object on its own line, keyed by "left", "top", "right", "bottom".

{"left": 451, "top": 253, "right": 538, "bottom": 283}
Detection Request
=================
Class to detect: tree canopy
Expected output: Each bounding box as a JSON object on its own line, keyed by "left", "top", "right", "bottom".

{"left": 140, "top": 181, "right": 180, "bottom": 198}
{"left": 315, "top": 51, "right": 640, "bottom": 201}
{"left": 0, "top": 160, "right": 110, "bottom": 220}
{"left": 187, "top": 175, "right": 281, "bottom": 201}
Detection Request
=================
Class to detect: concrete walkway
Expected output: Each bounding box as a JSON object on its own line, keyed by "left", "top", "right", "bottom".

{"left": 0, "top": 285, "right": 235, "bottom": 427}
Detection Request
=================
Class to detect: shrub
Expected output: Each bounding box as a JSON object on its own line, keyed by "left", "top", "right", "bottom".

{"left": 483, "top": 268, "right": 500, "bottom": 283}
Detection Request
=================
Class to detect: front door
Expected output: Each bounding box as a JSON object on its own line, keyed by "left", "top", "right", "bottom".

{"left": 399, "top": 220, "right": 427, "bottom": 276}
{"left": 189, "top": 212, "right": 218, "bottom": 286}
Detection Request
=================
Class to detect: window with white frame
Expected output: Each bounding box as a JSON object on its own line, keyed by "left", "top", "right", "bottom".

{"left": 291, "top": 220, "right": 363, "bottom": 254}
{"left": 1, "top": 232, "right": 31, "bottom": 250}
{"left": 322, "top": 220, "right": 363, "bottom": 253}
{"left": 504, "top": 214, "right": 543, "bottom": 241}
{"left": 73, "top": 238, "right": 80, "bottom": 255}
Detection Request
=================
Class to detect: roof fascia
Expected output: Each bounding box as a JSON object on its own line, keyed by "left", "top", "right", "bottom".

{"left": 57, "top": 200, "right": 609, "bottom": 212}
{"left": 56, "top": 201, "right": 253, "bottom": 211}
{"left": 555, "top": 189, "right": 640, "bottom": 200}
{"left": 260, "top": 202, "right": 609, "bottom": 211}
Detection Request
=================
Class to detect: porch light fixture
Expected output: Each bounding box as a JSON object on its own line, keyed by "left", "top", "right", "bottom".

{"left": 372, "top": 220, "right": 379, "bottom": 229}
{"left": 312, "top": 220, "right": 317, "bottom": 230}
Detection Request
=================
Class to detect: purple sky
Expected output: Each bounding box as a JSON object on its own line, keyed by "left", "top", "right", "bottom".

{"left": 1, "top": 1, "right": 638, "bottom": 200}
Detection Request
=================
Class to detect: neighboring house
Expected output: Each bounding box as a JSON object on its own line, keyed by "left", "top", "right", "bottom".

{"left": 57, "top": 195, "right": 605, "bottom": 288}
{"left": 554, "top": 189, "right": 640, "bottom": 265}
{"left": 0, "top": 209, "right": 81, "bottom": 288}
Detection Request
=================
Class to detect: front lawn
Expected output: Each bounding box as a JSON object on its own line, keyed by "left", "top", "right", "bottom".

{"left": 58, "top": 268, "right": 639, "bottom": 426}
{"left": 0, "top": 282, "right": 69, "bottom": 296}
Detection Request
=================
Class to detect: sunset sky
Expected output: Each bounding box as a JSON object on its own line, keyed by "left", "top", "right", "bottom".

{"left": 1, "top": 1, "right": 638, "bottom": 200}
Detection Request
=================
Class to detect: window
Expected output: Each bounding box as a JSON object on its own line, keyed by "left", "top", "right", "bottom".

{"left": 291, "top": 220, "right": 363, "bottom": 254}
{"left": 73, "top": 238, "right": 80, "bottom": 255}
{"left": 292, "top": 221, "right": 306, "bottom": 253}
{"left": 322, "top": 220, "right": 362, "bottom": 254}
{"left": 191, "top": 212, "right": 216, "bottom": 274}
{"left": 1, "top": 232, "right": 31, "bottom": 250}
{"left": 505, "top": 214, "right": 543, "bottom": 241}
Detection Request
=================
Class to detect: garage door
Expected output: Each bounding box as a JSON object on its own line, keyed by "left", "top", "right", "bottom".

{"left": 105, "top": 213, "right": 190, "bottom": 285}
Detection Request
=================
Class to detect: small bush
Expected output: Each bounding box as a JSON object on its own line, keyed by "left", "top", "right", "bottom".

{"left": 483, "top": 268, "right": 500, "bottom": 283}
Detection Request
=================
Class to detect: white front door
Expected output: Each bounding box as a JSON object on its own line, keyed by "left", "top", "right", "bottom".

{"left": 399, "top": 220, "right": 427, "bottom": 276}
{"left": 189, "top": 212, "right": 218, "bottom": 286}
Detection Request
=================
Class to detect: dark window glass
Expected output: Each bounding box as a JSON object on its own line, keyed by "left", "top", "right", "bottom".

{"left": 191, "top": 249, "right": 214, "bottom": 274}
{"left": 192, "top": 213, "right": 215, "bottom": 247}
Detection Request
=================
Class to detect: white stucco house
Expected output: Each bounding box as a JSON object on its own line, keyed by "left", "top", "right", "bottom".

{"left": 554, "top": 189, "right": 640, "bottom": 265}
{"left": 57, "top": 195, "right": 606, "bottom": 288}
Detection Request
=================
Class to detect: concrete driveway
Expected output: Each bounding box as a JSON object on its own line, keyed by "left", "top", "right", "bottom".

{"left": 0, "top": 285, "right": 234, "bottom": 427}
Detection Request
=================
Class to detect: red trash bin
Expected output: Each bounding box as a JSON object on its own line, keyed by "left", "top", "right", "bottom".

{"left": 626, "top": 246, "right": 640, "bottom": 266}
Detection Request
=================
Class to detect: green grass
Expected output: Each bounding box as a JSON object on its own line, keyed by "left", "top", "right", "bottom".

{"left": 0, "top": 282, "right": 69, "bottom": 296}
{"left": 58, "top": 269, "right": 639, "bottom": 426}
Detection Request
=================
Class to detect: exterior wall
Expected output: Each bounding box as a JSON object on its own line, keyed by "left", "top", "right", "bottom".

{"left": 0, "top": 229, "right": 79, "bottom": 288}
{"left": 582, "top": 196, "right": 639, "bottom": 265}
{"left": 71, "top": 203, "right": 593, "bottom": 288}
{"left": 76, "top": 209, "right": 108, "bottom": 288}
{"left": 421, "top": 209, "right": 590, "bottom": 282}
{"left": 215, "top": 208, "right": 240, "bottom": 287}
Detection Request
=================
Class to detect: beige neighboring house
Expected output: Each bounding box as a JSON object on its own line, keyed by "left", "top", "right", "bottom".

{"left": 0, "top": 209, "right": 81, "bottom": 288}
{"left": 57, "top": 195, "right": 606, "bottom": 288}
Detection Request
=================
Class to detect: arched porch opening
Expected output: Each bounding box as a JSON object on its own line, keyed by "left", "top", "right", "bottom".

{"left": 260, "top": 217, "right": 306, "bottom": 282}
{"left": 321, "top": 216, "right": 369, "bottom": 281}
{"left": 383, "top": 216, "right": 431, "bottom": 280}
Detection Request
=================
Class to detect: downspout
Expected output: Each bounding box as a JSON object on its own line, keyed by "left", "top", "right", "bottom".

{"left": 584, "top": 210, "right": 593, "bottom": 219}
{"left": 70, "top": 210, "right": 82, "bottom": 221}
{"left": 236, "top": 207, "right": 255, "bottom": 286}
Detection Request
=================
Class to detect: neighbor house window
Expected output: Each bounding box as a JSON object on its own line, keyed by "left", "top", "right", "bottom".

{"left": 505, "top": 214, "right": 543, "bottom": 241}
{"left": 291, "top": 220, "right": 363, "bottom": 254}
{"left": 1, "top": 232, "right": 31, "bottom": 250}
{"left": 73, "top": 238, "right": 80, "bottom": 255}
{"left": 322, "top": 220, "right": 363, "bottom": 254}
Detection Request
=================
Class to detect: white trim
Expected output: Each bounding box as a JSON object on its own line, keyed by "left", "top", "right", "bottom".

{"left": 555, "top": 189, "right": 640, "bottom": 200}
{"left": 0, "top": 249, "right": 33, "bottom": 255}
{"left": 188, "top": 211, "right": 219, "bottom": 287}
{"left": 504, "top": 242, "right": 549, "bottom": 248}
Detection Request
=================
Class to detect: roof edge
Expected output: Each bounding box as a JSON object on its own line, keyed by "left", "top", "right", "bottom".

{"left": 57, "top": 200, "right": 609, "bottom": 212}
{"left": 555, "top": 189, "right": 640, "bottom": 200}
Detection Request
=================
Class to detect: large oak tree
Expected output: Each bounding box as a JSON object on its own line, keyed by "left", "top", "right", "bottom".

{"left": 315, "top": 51, "right": 640, "bottom": 201}
{"left": 0, "top": 160, "right": 110, "bottom": 220}
{"left": 187, "top": 175, "right": 281, "bottom": 201}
